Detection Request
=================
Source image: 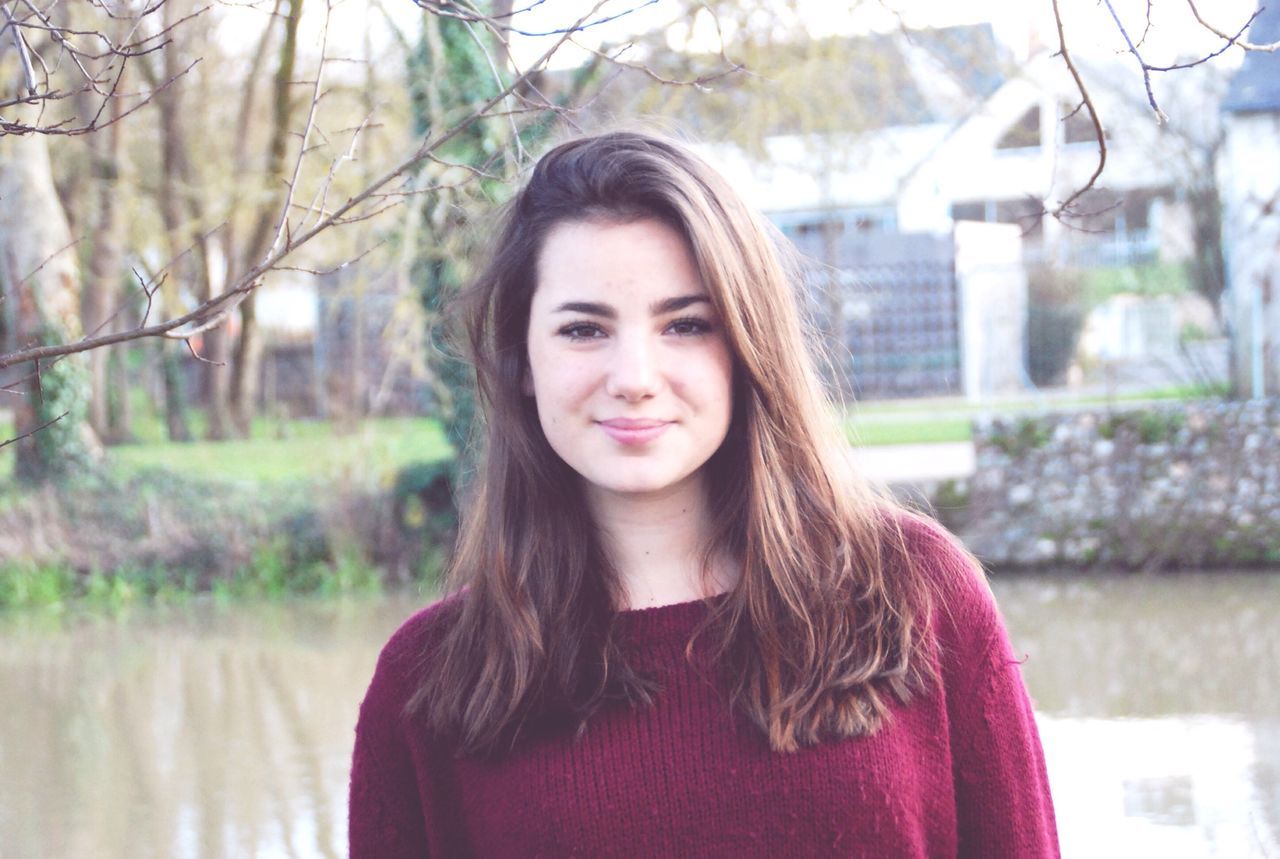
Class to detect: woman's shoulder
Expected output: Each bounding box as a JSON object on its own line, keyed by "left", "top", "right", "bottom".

{"left": 883, "top": 509, "right": 1002, "bottom": 660}
{"left": 371, "top": 591, "right": 468, "bottom": 681}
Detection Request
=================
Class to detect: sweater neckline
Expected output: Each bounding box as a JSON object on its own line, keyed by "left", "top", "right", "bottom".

{"left": 614, "top": 593, "right": 726, "bottom": 646}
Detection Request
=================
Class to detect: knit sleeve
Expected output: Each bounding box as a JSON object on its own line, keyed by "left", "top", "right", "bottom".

{"left": 348, "top": 640, "right": 431, "bottom": 859}
{"left": 949, "top": 592, "right": 1060, "bottom": 858}
{"left": 900, "top": 515, "right": 1059, "bottom": 858}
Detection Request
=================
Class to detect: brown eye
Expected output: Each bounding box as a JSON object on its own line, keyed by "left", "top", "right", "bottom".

{"left": 559, "top": 323, "right": 606, "bottom": 340}
{"left": 667, "top": 317, "right": 713, "bottom": 336}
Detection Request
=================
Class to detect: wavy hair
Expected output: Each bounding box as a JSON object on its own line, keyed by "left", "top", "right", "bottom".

{"left": 412, "top": 131, "right": 937, "bottom": 755}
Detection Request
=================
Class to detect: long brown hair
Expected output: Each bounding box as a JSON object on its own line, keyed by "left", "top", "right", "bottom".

{"left": 413, "top": 131, "right": 937, "bottom": 755}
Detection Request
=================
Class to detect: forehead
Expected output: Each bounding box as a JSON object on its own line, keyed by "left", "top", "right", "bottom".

{"left": 532, "top": 218, "right": 707, "bottom": 303}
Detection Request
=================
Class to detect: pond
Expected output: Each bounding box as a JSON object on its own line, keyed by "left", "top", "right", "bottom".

{"left": 1, "top": 571, "right": 1276, "bottom": 858}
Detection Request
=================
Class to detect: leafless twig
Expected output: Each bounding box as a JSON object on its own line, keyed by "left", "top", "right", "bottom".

{"left": 0, "top": 0, "right": 621, "bottom": 370}
{"left": 1050, "top": 0, "right": 1106, "bottom": 219}
{"left": 1104, "top": 0, "right": 1261, "bottom": 121}
{"left": 0, "top": 410, "right": 68, "bottom": 450}
{"left": 0, "top": 0, "right": 204, "bottom": 137}
{"left": 1185, "top": 0, "right": 1279, "bottom": 52}
{"left": 2, "top": 2, "right": 39, "bottom": 95}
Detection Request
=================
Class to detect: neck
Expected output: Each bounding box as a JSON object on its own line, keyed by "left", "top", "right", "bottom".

{"left": 585, "top": 476, "right": 733, "bottom": 610}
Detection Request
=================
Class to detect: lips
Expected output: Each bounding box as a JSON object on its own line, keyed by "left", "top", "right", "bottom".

{"left": 597, "top": 418, "right": 672, "bottom": 446}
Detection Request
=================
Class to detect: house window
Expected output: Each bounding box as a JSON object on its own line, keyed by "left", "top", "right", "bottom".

{"left": 776, "top": 208, "right": 896, "bottom": 239}
{"left": 950, "top": 199, "right": 1043, "bottom": 237}
{"left": 951, "top": 201, "right": 987, "bottom": 222}
{"left": 1061, "top": 102, "right": 1099, "bottom": 144}
{"left": 997, "top": 106, "right": 1041, "bottom": 150}
{"left": 995, "top": 198, "right": 1045, "bottom": 239}
{"left": 791, "top": 220, "right": 844, "bottom": 239}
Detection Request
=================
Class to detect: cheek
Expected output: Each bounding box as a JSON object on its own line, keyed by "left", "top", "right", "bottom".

{"left": 675, "top": 351, "right": 735, "bottom": 416}
{"left": 706, "top": 347, "right": 736, "bottom": 410}
{"left": 530, "top": 360, "right": 597, "bottom": 419}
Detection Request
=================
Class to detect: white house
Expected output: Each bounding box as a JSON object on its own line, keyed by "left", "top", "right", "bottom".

{"left": 1220, "top": 3, "right": 1280, "bottom": 397}
{"left": 702, "top": 45, "right": 1203, "bottom": 269}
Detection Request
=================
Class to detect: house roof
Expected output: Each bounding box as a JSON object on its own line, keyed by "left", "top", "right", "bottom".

{"left": 755, "top": 24, "right": 1010, "bottom": 131}
{"left": 563, "top": 23, "right": 1009, "bottom": 141}
{"left": 1223, "top": 3, "right": 1280, "bottom": 113}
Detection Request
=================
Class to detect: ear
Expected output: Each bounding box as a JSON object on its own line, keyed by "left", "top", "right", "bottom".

{"left": 521, "top": 365, "right": 535, "bottom": 397}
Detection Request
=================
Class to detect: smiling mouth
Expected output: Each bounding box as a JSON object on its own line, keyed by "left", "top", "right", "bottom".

{"left": 597, "top": 419, "right": 671, "bottom": 446}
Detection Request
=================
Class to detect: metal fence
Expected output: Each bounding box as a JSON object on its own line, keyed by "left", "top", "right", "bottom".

{"left": 784, "top": 227, "right": 963, "bottom": 400}
{"left": 779, "top": 221, "right": 1230, "bottom": 403}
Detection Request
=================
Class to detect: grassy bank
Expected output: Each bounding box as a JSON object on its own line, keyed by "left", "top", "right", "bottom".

{"left": 844, "top": 383, "right": 1227, "bottom": 446}
{"left": 119, "top": 418, "right": 448, "bottom": 484}
{"left": 3, "top": 384, "right": 1222, "bottom": 483}
{"left": 1, "top": 416, "right": 450, "bottom": 484}
{"left": 0, "top": 549, "right": 387, "bottom": 612}
{"left": 0, "top": 387, "right": 1227, "bottom": 610}
{"left": 0, "top": 461, "right": 455, "bottom": 611}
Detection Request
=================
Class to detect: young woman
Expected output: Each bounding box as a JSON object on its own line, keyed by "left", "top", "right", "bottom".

{"left": 349, "top": 131, "right": 1059, "bottom": 857}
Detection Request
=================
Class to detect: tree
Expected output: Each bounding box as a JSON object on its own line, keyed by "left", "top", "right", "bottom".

{"left": 407, "top": 0, "right": 610, "bottom": 468}
{"left": 1046, "top": 0, "right": 1277, "bottom": 220}
{"left": 5, "top": 0, "right": 1275, "bottom": 469}
{"left": 0, "top": 124, "right": 99, "bottom": 479}
{"left": 0, "top": 0, "right": 710, "bottom": 467}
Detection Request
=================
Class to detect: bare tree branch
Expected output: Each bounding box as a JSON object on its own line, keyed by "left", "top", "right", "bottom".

{"left": 0, "top": 0, "right": 625, "bottom": 371}
{"left": 565, "top": 36, "right": 744, "bottom": 89}
{"left": 415, "top": 0, "right": 662, "bottom": 38}
{"left": 1103, "top": 0, "right": 1261, "bottom": 122}
{"left": 268, "top": 0, "right": 332, "bottom": 258}
{"left": 1103, "top": 0, "right": 1168, "bottom": 122}
{"left": 0, "top": 410, "right": 68, "bottom": 450}
{"left": 1050, "top": 0, "right": 1106, "bottom": 219}
{"left": 1186, "top": 0, "right": 1280, "bottom": 52}
{"left": 2, "top": 2, "right": 39, "bottom": 95}
{"left": 0, "top": 0, "right": 204, "bottom": 137}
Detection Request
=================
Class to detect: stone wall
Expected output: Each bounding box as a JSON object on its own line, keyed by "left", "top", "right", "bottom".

{"left": 959, "top": 399, "right": 1280, "bottom": 569}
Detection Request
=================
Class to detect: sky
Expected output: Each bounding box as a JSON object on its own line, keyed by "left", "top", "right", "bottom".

{"left": 500, "top": 0, "right": 1265, "bottom": 69}
{"left": 225, "top": 0, "right": 1266, "bottom": 73}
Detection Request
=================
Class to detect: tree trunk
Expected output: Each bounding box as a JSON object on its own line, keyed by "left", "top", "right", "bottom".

{"left": 83, "top": 97, "right": 127, "bottom": 442}
{"left": 146, "top": 0, "right": 218, "bottom": 440}
{"left": 160, "top": 340, "right": 192, "bottom": 441}
{"left": 0, "top": 126, "right": 102, "bottom": 481}
{"left": 230, "top": 0, "right": 304, "bottom": 436}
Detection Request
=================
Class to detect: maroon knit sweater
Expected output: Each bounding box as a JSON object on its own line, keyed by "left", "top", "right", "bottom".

{"left": 349, "top": 522, "right": 1059, "bottom": 857}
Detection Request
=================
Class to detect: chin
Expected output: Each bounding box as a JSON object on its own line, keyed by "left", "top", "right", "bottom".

{"left": 585, "top": 467, "right": 699, "bottom": 499}
{"left": 596, "top": 479, "right": 672, "bottom": 496}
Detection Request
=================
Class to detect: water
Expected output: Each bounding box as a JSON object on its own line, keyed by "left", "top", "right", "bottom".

{"left": 0, "top": 572, "right": 1276, "bottom": 858}
{"left": 996, "top": 571, "right": 1280, "bottom": 858}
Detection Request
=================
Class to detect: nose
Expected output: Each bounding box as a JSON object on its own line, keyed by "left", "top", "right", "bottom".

{"left": 604, "top": 332, "right": 660, "bottom": 401}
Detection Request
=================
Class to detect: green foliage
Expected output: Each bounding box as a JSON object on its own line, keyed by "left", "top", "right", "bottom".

{"left": 104, "top": 417, "right": 450, "bottom": 485}
{"left": 392, "top": 457, "right": 460, "bottom": 586}
{"left": 410, "top": 13, "right": 494, "bottom": 477}
{"left": 213, "top": 539, "right": 384, "bottom": 602}
{"left": 409, "top": 12, "right": 574, "bottom": 485}
{"left": 323, "top": 549, "right": 384, "bottom": 597}
{"left": 1025, "top": 266, "right": 1087, "bottom": 387}
{"left": 988, "top": 418, "right": 1052, "bottom": 456}
{"left": 0, "top": 562, "right": 77, "bottom": 610}
{"left": 931, "top": 479, "right": 970, "bottom": 511}
{"left": 1098, "top": 410, "right": 1186, "bottom": 444}
{"left": 1080, "top": 262, "right": 1194, "bottom": 305}
{"left": 0, "top": 464, "right": 421, "bottom": 611}
{"left": 0, "top": 560, "right": 194, "bottom": 611}
{"left": 19, "top": 326, "right": 95, "bottom": 483}
{"left": 846, "top": 417, "right": 972, "bottom": 446}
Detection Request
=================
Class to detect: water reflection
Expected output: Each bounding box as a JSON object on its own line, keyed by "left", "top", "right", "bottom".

{"left": 0, "top": 596, "right": 425, "bottom": 859}
{"left": 991, "top": 571, "right": 1280, "bottom": 858}
{"left": 0, "top": 573, "right": 1276, "bottom": 858}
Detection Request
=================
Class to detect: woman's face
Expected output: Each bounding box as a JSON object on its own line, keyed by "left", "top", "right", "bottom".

{"left": 525, "top": 218, "right": 734, "bottom": 502}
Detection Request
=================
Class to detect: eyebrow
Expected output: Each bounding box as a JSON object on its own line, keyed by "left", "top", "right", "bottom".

{"left": 551, "top": 295, "right": 711, "bottom": 318}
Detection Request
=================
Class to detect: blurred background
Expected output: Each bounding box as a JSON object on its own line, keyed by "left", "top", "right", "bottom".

{"left": 1, "top": 0, "right": 1277, "bottom": 856}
